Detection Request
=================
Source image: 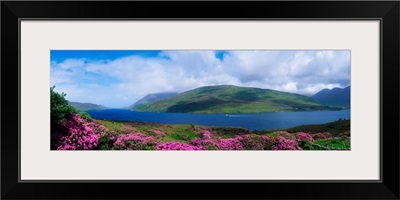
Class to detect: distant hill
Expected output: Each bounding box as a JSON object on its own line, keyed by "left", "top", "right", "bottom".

{"left": 68, "top": 101, "right": 108, "bottom": 111}
{"left": 311, "top": 86, "right": 350, "bottom": 107}
{"left": 132, "top": 85, "right": 341, "bottom": 114}
{"left": 128, "top": 92, "right": 178, "bottom": 109}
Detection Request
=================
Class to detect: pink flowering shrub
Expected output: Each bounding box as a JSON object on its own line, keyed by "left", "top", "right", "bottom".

{"left": 113, "top": 132, "right": 157, "bottom": 150}
{"left": 295, "top": 132, "right": 315, "bottom": 150}
{"left": 110, "top": 134, "right": 116, "bottom": 141}
{"left": 312, "top": 132, "right": 333, "bottom": 140}
{"left": 203, "top": 137, "right": 243, "bottom": 150}
{"left": 156, "top": 142, "right": 203, "bottom": 150}
{"left": 98, "top": 131, "right": 118, "bottom": 150}
{"left": 53, "top": 114, "right": 107, "bottom": 150}
{"left": 190, "top": 138, "right": 203, "bottom": 147}
{"left": 277, "top": 131, "right": 296, "bottom": 140}
{"left": 239, "top": 134, "right": 271, "bottom": 150}
{"left": 214, "top": 138, "right": 243, "bottom": 150}
{"left": 312, "top": 133, "right": 325, "bottom": 140}
{"left": 153, "top": 129, "right": 166, "bottom": 137}
{"left": 271, "top": 135, "right": 301, "bottom": 150}
{"left": 191, "top": 138, "right": 216, "bottom": 150}
{"left": 323, "top": 132, "right": 332, "bottom": 138}
{"left": 202, "top": 130, "right": 213, "bottom": 140}
{"left": 190, "top": 136, "right": 244, "bottom": 150}
{"left": 296, "top": 132, "right": 314, "bottom": 142}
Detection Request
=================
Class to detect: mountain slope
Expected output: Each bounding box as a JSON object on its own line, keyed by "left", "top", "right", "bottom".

{"left": 68, "top": 101, "right": 108, "bottom": 111}
{"left": 132, "top": 85, "right": 340, "bottom": 114}
{"left": 311, "top": 86, "right": 350, "bottom": 107}
{"left": 128, "top": 92, "right": 178, "bottom": 109}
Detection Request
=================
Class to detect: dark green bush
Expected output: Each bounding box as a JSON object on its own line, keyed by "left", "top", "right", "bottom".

{"left": 50, "top": 85, "right": 77, "bottom": 124}
{"left": 79, "top": 111, "right": 92, "bottom": 122}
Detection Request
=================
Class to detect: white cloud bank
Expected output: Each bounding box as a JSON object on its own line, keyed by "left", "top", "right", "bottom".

{"left": 51, "top": 50, "right": 350, "bottom": 108}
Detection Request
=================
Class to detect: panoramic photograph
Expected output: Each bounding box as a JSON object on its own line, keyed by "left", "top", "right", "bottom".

{"left": 50, "top": 50, "right": 350, "bottom": 150}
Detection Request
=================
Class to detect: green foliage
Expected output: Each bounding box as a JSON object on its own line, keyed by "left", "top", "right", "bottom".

{"left": 145, "top": 146, "right": 156, "bottom": 150}
{"left": 79, "top": 112, "right": 92, "bottom": 122}
{"left": 170, "top": 132, "right": 196, "bottom": 141}
{"left": 189, "top": 124, "right": 196, "bottom": 131}
{"left": 100, "top": 146, "right": 108, "bottom": 150}
{"left": 169, "top": 134, "right": 182, "bottom": 140}
{"left": 98, "top": 135, "right": 110, "bottom": 150}
{"left": 50, "top": 86, "right": 77, "bottom": 124}
{"left": 315, "top": 137, "right": 350, "bottom": 150}
{"left": 164, "top": 124, "right": 193, "bottom": 135}
{"left": 297, "top": 141, "right": 315, "bottom": 150}
{"left": 97, "top": 130, "right": 118, "bottom": 150}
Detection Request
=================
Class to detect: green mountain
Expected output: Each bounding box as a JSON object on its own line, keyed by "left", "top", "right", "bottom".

{"left": 132, "top": 85, "right": 340, "bottom": 114}
{"left": 68, "top": 101, "right": 108, "bottom": 111}
{"left": 127, "top": 92, "right": 178, "bottom": 109}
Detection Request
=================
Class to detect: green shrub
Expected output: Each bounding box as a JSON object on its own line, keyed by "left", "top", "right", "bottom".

{"left": 50, "top": 85, "right": 77, "bottom": 124}
{"left": 79, "top": 111, "right": 92, "bottom": 122}
{"left": 173, "top": 132, "right": 196, "bottom": 141}
{"left": 97, "top": 131, "right": 118, "bottom": 150}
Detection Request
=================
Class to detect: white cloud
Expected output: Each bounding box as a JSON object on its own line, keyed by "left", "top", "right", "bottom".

{"left": 58, "top": 59, "right": 86, "bottom": 70}
{"left": 51, "top": 50, "right": 350, "bottom": 107}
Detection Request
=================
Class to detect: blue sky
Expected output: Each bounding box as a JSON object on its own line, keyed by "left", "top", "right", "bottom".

{"left": 51, "top": 50, "right": 350, "bottom": 108}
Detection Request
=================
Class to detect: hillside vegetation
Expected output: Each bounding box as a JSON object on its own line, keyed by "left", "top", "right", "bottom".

{"left": 133, "top": 85, "right": 341, "bottom": 114}
{"left": 68, "top": 101, "right": 108, "bottom": 111}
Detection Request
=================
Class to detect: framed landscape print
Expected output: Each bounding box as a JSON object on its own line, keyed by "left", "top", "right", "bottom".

{"left": 1, "top": 1, "right": 399, "bottom": 200}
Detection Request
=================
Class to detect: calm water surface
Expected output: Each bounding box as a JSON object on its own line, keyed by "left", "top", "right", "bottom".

{"left": 87, "top": 109, "right": 350, "bottom": 130}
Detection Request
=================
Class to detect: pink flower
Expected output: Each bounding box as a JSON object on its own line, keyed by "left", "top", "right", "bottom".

{"left": 54, "top": 114, "right": 107, "bottom": 150}
{"left": 312, "top": 132, "right": 333, "bottom": 140}
{"left": 214, "top": 138, "right": 243, "bottom": 150}
{"left": 112, "top": 132, "right": 157, "bottom": 150}
{"left": 192, "top": 136, "right": 243, "bottom": 150}
{"left": 203, "top": 130, "right": 212, "bottom": 140}
{"left": 296, "top": 132, "right": 314, "bottom": 142}
{"left": 156, "top": 142, "right": 203, "bottom": 150}
{"left": 238, "top": 134, "right": 270, "bottom": 150}
{"left": 323, "top": 132, "right": 332, "bottom": 138}
{"left": 271, "top": 136, "right": 301, "bottom": 150}
{"left": 153, "top": 130, "right": 166, "bottom": 137}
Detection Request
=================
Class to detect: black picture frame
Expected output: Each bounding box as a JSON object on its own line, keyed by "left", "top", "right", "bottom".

{"left": 1, "top": 1, "right": 399, "bottom": 199}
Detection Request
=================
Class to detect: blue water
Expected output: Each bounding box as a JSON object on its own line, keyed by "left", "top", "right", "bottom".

{"left": 86, "top": 109, "right": 350, "bottom": 131}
